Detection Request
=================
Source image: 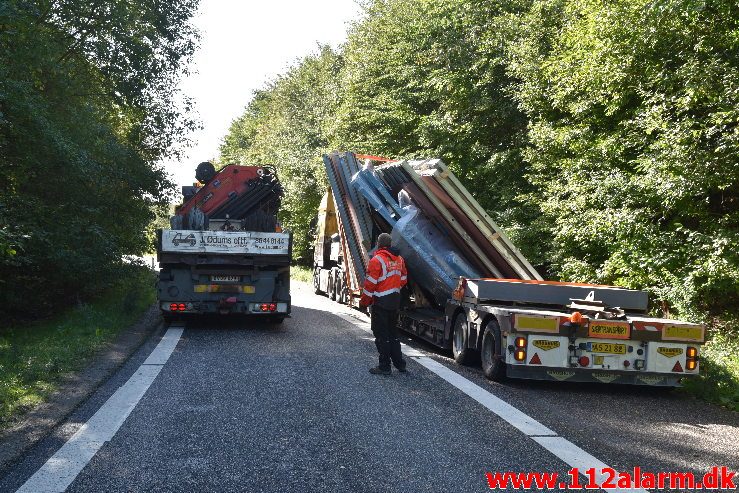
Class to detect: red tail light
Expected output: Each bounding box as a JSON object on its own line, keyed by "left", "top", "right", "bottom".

{"left": 170, "top": 303, "right": 178, "bottom": 311}
{"left": 178, "top": 303, "right": 186, "bottom": 311}
{"left": 269, "top": 303, "right": 277, "bottom": 312}
{"left": 578, "top": 356, "right": 590, "bottom": 367}
{"left": 261, "top": 303, "right": 269, "bottom": 312}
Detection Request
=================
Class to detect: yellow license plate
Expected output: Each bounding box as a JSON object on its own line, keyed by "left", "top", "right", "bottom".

{"left": 194, "top": 284, "right": 255, "bottom": 294}
{"left": 662, "top": 324, "right": 704, "bottom": 342}
{"left": 591, "top": 342, "right": 626, "bottom": 354}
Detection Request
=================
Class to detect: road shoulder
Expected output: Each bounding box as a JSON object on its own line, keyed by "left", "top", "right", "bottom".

{"left": 0, "top": 304, "right": 165, "bottom": 472}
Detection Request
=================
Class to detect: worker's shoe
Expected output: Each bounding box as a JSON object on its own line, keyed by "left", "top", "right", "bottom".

{"left": 369, "top": 366, "right": 391, "bottom": 375}
{"left": 395, "top": 365, "right": 408, "bottom": 373}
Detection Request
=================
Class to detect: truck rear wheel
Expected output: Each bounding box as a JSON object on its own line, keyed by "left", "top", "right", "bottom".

{"left": 313, "top": 267, "right": 321, "bottom": 294}
{"left": 329, "top": 270, "right": 337, "bottom": 301}
{"left": 481, "top": 319, "right": 506, "bottom": 381}
{"left": 452, "top": 313, "right": 478, "bottom": 365}
{"left": 338, "top": 279, "right": 347, "bottom": 304}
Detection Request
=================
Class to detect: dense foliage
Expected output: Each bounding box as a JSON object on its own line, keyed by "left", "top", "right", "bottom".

{"left": 0, "top": 0, "right": 199, "bottom": 318}
{"left": 222, "top": 0, "right": 738, "bottom": 328}
{"left": 221, "top": 46, "right": 343, "bottom": 261}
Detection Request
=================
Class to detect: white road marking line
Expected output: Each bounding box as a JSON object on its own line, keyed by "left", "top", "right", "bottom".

{"left": 337, "top": 312, "right": 648, "bottom": 493}
{"left": 532, "top": 437, "right": 636, "bottom": 493}
{"left": 16, "top": 327, "right": 184, "bottom": 493}
{"left": 143, "top": 327, "right": 184, "bottom": 365}
{"left": 414, "top": 356, "right": 556, "bottom": 436}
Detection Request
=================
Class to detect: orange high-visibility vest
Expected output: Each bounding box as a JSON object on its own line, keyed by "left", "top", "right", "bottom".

{"left": 360, "top": 248, "right": 408, "bottom": 307}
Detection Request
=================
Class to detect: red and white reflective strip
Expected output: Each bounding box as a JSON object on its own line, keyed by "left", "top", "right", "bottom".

{"left": 375, "top": 255, "right": 405, "bottom": 282}
{"left": 363, "top": 287, "right": 401, "bottom": 297}
{"left": 376, "top": 255, "right": 388, "bottom": 278}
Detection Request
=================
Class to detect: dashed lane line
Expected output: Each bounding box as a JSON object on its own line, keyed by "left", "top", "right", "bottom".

{"left": 15, "top": 326, "right": 184, "bottom": 493}
{"left": 337, "top": 312, "right": 647, "bottom": 493}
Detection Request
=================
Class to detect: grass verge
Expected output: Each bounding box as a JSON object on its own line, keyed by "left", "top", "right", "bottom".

{"left": 0, "top": 264, "right": 156, "bottom": 427}
{"left": 680, "top": 325, "right": 739, "bottom": 412}
{"left": 291, "top": 264, "right": 313, "bottom": 284}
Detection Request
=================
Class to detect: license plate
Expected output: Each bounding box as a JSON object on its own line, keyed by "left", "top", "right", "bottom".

{"left": 591, "top": 342, "right": 626, "bottom": 354}
{"left": 662, "top": 324, "right": 704, "bottom": 342}
{"left": 211, "top": 275, "right": 240, "bottom": 282}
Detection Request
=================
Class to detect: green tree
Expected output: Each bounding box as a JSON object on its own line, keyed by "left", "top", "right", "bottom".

{"left": 221, "top": 46, "right": 344, "bottom": 262}
{"left": 509, "top": 0, "right": 739, "bottom": 317}
{"left": 0, "top": 0, "right": 199, "bottom": 318}
{"left": 335, "top": 0, "right": 546, "bottom": 263}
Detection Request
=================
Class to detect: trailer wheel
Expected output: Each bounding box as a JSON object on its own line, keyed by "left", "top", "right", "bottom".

{"left": 313, "top": 267, "right": 321, "bottom": 294}
{"left": 339, "top": 281, "right": 348, "bottom": 305}
{"left": 452, "top": 313, "right": 478, "bottom": 365}
{"left": 328, "top": 272, "right": 337, "bottom": 301}
{"left": 335, "top": 272, "right": 346, "bottom": 304}
{"left": 481, "top": 319, "right": 506, "bottom": 381}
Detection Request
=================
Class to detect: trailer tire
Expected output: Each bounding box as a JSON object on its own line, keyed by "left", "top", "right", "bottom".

{"left": 481, "top": 320, "right": 506, "bottom": 381}
{"left": 335, "top": 272, "right": 346, "bottom": 304}
{"left": 313, "top": 267, "right": 321, "bottom": 294}
{"left": 452, "top": 313, "right": 478, "bottom": 365}
{"left": 339, "top": 283, "right": 348, "bottom": 305}
{"left": 329, "top": 272, "right": 337, "bottom": 301}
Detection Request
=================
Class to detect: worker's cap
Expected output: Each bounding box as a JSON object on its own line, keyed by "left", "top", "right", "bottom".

{"left": 377, "top": 233, "right": 392, "bottom": 248}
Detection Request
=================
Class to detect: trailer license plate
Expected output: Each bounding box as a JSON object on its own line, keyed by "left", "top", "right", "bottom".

{"left": 211, "top": 275, "right": 240, "bottom": 282}
{"left": 590, "top": 342, "right": 626, "bottom": 354}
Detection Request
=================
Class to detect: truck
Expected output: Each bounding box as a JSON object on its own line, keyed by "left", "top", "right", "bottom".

{"left": 314, "top": 151, "right": 704, "bottom": 386}
{"left": 157, "top": 162, "right": 291, "bottom": 322}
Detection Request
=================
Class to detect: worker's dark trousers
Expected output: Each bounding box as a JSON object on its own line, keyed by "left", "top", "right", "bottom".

{"left": 370, "top": 305, "right": 405, "bottom": 370}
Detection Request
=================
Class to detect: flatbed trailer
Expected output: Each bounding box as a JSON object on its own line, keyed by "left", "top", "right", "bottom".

{"left": 400, "top": 278, "right": 704, "bottom": 386}
{"left": 315, "top": 151, "right": 704, "bottom": 386}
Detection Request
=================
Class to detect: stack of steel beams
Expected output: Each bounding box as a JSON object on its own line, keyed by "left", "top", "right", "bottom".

{"left": 323, "top": 152, "right": 374, "bottom": 293}
{"left": 408, "top": 159, "right": 542, "bottom": 281}
{"left": 323, "top": 151, "right": 542, "bottom": 307}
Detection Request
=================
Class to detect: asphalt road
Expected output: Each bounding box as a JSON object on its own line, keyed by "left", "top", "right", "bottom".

{"left": 1, "top": 282, "right": 737, "bottom": 492}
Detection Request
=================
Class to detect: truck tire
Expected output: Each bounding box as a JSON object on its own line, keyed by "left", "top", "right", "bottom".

{"left": 451, "top": 313, "right": 478, "bottom": 366}
{"left": 481, "top": 319, "right": 506, "bottom": 381}
{"left": 313, "top": 267, "right": 321, "bottom": 294}
{"left": 338, "top": 277, "right": 347, "bottom": 305}
{"left": 329, "top": 271, "right": 337, "bottom": 301}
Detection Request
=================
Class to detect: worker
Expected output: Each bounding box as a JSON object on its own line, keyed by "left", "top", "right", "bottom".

{"left": 360, "top": 233, "right": 408, "bottom": 375}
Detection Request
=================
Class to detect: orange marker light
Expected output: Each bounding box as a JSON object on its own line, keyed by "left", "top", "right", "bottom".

{"left": 570, "top": 312, "right": 583, "bottom": 324}
{"left": 686, "top": 359, "right": 698, "bottom": 371}
{"left": 514, "top": 350, "right": 526, "bottom": 361}
{"left": 686, "top": 346, "right": 698, "bottom": 359}
{"left": 515, "top": 337, "right": 527, "bottom": 348}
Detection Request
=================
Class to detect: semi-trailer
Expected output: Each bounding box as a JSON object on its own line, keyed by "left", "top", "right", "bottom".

{"left": 313, "top": 151, "right": 704, "bottom": 386}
